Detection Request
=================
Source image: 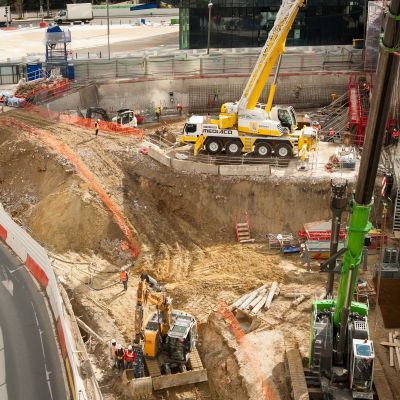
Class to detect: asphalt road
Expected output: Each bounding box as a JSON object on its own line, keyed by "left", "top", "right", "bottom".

{"left": 0, "top": 241, "right": 68, "bottom": 400}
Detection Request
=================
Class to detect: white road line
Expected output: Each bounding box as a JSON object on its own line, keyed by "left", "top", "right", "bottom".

{"left": 30, "top": 302, "right": 53, "bottom": 400}
{"left": 0, "top": 326, "right": 9, "bottom": 400}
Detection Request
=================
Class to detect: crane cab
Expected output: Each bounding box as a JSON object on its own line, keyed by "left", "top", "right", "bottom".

{"left": 269, "top": 105, "right": 297, "bottom": 132}
{"left": 350, "top": 339, "right": 374, "bottom": 399}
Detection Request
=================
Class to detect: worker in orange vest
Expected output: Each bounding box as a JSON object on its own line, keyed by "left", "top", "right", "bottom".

{"left": 124, "top": 345, "right": 136, "bottom": 369}
{"left": 176, "top": 103, "right": 183, "bottom": 116}
{"left": 120, "top": 267, "right": 128, "bottom": 291}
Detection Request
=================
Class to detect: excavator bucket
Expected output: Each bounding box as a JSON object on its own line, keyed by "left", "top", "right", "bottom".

{"left": 121, "top": 370, "right": 153, "bottom": 399}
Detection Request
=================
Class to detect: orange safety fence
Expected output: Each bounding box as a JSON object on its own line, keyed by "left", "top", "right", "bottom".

{"left": 23, "top": 103, "right": 144, "bottom": 140}
{"left": 2, "top": 117, "right": 140, "bottom": 259}
{"left": 218, "top": 301, "right": 277, "bottom": 400}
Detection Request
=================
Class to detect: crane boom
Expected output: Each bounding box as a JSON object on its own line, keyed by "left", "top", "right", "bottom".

{"left": 238, "top": 0, "right": 305, "bottom": 113}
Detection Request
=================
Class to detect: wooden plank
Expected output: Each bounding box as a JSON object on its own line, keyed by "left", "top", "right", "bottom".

{"left": 230, "top": 284, "right": 266, "bottom": 310}
{"left": 248, "top": 289, "right": 268, "bottom": 309}
{"left": 389, "top": 333, "right": 394, "bottom": 367}
{"left": 380, "top": 341, "right": 400, "bottom": 347}
{"left": 240, "top": 285, "right": 267, "bottom": 310}
{"left": 264, "top": 281, "right": 279, "bottom": 310}
{"left": 252, "top": 291, "right": 269, "bottom": 314}
{"left": 394, "top": 336, "right": 400, "bottom": 371}
{"left": 76, "top": 317, "right": 105, "bottom": 343}
{"left": 373, "top": 358, "right": 395, "bottom": 400}
{"left": 286, "top": 348, "right": 309, "bottom": 400}
{"left": 291, "top": 295, "right": 306, "bottom": 307}
{"left": 152, "top": 369, "right": 208, "bottom": 391}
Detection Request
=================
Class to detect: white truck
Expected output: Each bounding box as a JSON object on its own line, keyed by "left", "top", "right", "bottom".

{"left": 54, "top": 3, "right": 93, "bottom": 24}
{"left": 0, "top": 6, "right": 11, "bottom": 27}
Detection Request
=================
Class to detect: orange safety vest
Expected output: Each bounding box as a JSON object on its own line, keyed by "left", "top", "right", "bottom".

{"left": 120, "top": 270, "right": 127, "bottom": 282}
{"left": 392, "top": 130, "right": 399, "bottom": 138}
{"left": 124, "top": 349, "right": 135, "bottom": 362}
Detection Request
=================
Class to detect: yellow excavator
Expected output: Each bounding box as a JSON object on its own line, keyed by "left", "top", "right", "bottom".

{"left": 181, "top": 0, "right": 317, "bottom": 158}
{"left": 131, "top": 273, "right": 207, "bottom": 393}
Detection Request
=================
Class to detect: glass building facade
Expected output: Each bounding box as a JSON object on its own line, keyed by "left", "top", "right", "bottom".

{"left": 179, "top": 1, "right": 367, "bottom": 49}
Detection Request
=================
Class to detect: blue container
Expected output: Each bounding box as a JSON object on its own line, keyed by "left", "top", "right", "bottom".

{"left": 26, "top": 62, "right": 42, "bottom": 81}
{"left": 67, "top": 64, "right": 75, "bottom": 80}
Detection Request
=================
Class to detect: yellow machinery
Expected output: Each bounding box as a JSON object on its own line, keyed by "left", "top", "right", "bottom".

{"left": 133, "top": 273, "right": 207, "bottom": 391}
{"left": 181, "top": 0, "right": 318, "bottom": 158}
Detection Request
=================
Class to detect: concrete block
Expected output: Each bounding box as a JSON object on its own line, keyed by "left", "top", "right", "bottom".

{"left": 219, "top": 164, "right": 271, "bottom": 176}
{"left": 170, "top": 158, "right": 219, "bottom": 175}
{"left": 148, "top": 146, "right": 171, "bottom": 167}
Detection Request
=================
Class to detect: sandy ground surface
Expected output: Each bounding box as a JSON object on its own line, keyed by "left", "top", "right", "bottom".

{"left": 0, "top": 23, "right": 179, "bottom": 61}
{"left": 0, "top": 107, "right": 399, "bottom": 399}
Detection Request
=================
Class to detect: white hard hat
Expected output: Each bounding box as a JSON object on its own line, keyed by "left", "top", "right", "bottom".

{"left": 117, "top": 344, "right": 122, "bottom": 350}
{"left": 121, "top": 267, "right": 125, "bottom": 271}
{"left": 111, "top": 339, "right": 116, "bottom": 345}
{"left": 128, "top": 345, "right": 132, "bottom": 351}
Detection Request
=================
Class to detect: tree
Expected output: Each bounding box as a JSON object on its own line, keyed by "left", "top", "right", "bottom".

{"left": 15, "top": 0, "right": 24, "bottom": 19}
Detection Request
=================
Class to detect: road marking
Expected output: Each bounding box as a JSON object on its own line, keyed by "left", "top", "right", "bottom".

{"left": 0, "top": 266, "right": 13, "bottom": 297}
{"left": 30, "top": 302, "right": 54, "bottom": 400}
{"left": 0, "top": 327, "right": 9, "bottom": 400}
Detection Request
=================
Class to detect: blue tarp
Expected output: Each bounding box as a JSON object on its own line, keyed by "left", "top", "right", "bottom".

{"left": 47, "top": 25, "right": 62, "bottom": 33}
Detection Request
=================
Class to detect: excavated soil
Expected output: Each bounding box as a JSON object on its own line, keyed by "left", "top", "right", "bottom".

{"left": 0, "top": 108, "right": 337, "bottom": 399}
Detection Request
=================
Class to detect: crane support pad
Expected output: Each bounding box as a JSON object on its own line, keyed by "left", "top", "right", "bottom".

{"left": 152, "top": 369, "right": 208, "bottom": 391}
{"left": 286, "top": 348, "right": 309, "bottom": 400}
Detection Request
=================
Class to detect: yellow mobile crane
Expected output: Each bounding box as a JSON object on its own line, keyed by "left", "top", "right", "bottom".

{"left": 181, "top": 0, "right": 317, "bottom": 158}
{"left": 133, "top": 274, "right": 207, "bottom": 392}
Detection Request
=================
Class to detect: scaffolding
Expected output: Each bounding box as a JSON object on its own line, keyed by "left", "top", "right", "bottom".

{"left": 45, "top": 28, "right": 71, "bottom": 77}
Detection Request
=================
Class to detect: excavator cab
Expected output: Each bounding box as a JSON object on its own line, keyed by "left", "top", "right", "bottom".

{"left": 350, "top": 340, "right": 374, "bottom": 399}
{"left": 166, "top": 312, "right": 197, "bottom": 363}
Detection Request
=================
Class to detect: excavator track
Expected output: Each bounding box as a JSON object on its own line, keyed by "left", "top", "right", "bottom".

{"left": 189, "top": 348, "right": 203, "bottom": 370}
{"left": 286, "top": 347, "right": 310, "bottom": 400}
{"left": 145, "top": 357, "right": 162, "bottom": 378}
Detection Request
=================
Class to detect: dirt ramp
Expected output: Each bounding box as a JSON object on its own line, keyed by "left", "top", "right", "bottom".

{"left": 200, "top": 312, "right": 285, "bottom": 400}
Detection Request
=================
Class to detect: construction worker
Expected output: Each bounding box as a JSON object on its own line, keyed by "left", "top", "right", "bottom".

{"left": 298, "top": 143, "right": 308, "bottom": 170}
{"left": 392, "top": 127, "right": 399, "bottom": 145}
{"left": 176, "top": 103, "right": 183, "bottom": 116}
{"left": 133, "top": 340, "right": 143, "bottom": 378}
{"left": 94, "top": 119, "right": 100, "bottom": 136}
{"left": 155, "top": 106, "right": 161, "bottom": 121}
{"left": 120, "top": 267, "right": 128, "bottom": 291}
{"left": 132, "top": 113, "right": 137, "bottom": 128}
{"left": 300, "top": 243, "right": 311, "bottom": 271}
{"left": 328, "top": 127, "right": 335, "bottom": 142}
{"left": 110, "top": 339, "right": 117, "bottom": 368}
{"left": 124, "top": 345, "right": 135, "bottom": 370}
{"left": 115, "top": 344, "right": 125, "bottom": 370}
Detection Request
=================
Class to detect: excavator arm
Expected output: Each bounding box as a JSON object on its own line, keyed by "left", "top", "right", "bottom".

{"left": 238, "top": 0, "right": 305, "bottom": 113}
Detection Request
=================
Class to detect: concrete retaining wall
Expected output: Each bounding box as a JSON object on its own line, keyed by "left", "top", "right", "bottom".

{"left": 170, "top": 158, "right": 219, "bottom": 174}
{"left": 148, "top": 146, "right": 171, "bottom": 167}
{"left": 219, "top": 164, "right": 271, "bottom": 176}
{"left": 46, "top": 71, "right": 352, "bottom": 116}
{"left": 148, "top": 146, "right": 271, "bottom": 176}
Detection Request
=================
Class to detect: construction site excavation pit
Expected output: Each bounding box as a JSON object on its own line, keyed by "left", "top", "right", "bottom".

{"left": 0, "top": 104, "right": 352, "bottom": 399}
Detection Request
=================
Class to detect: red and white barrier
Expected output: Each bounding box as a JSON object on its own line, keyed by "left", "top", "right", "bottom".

{"left": 0, "top": 203, "right": 102, "bottom": 400}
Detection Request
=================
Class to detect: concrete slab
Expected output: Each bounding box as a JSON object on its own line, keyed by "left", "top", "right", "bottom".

{"left": 148, "top": 146, "right": 171, "bottom": 167}
{"left": 219, "top": 164, "right": 271, "bottom": 176}
{"left": 171, "top": 158, "right": 219, "bottom": 175}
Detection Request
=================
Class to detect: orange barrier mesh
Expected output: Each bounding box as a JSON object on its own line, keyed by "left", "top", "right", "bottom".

{"left": 218, "top": 301, "right": 277, "bottom": 400}
{"left": 6, "top": 118, "right": 140, "bottom": 259}
{"left": 24, "top": 103, "right": 144, "bottom": 140}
